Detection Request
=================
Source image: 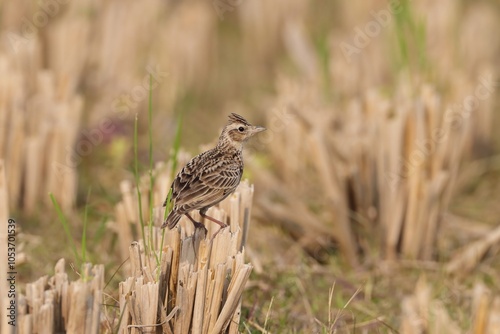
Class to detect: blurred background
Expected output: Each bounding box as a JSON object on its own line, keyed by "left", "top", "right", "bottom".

{"left": 1, "top": 0, "right": 500, "bottom": 332}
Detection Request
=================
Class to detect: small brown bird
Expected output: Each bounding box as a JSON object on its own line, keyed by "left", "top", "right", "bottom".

{"left": 161, "top": 113, "right": 265, "bottom": 231}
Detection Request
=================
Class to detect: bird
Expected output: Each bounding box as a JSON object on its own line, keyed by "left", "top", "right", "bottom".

{"left": 161, "top": 113, "right": 265, "bottom": 232}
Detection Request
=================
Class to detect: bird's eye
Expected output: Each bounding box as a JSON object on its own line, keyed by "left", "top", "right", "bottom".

{"left": 238, "top": 126, "right": 245, "bottom": 132}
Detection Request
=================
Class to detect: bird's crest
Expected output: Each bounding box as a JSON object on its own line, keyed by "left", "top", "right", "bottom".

{"left": 228, "top": 113, "right": 251, "bottom": 126}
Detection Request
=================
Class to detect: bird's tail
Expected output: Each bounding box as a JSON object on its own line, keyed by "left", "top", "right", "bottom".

{"left": 161, "top": 211, "right": 183, "bottom": 229}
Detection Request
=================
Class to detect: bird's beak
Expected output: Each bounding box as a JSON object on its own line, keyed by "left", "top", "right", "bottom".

{"left": 251, "top": 126, "right": 266, "bottom": 134}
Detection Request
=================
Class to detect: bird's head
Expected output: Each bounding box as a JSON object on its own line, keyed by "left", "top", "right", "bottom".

{"left": 217, "top": 113, "right": 266, "bottom": 150}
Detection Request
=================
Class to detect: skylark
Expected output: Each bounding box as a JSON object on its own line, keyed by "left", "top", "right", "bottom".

{"left": 161, "top": 113, "right": 265, "bottom": 232}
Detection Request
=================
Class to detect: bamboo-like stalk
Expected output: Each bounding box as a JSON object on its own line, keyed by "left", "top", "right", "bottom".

{"left": 256, "top": 70, "right": 495, "bottom": 263}
{"left": 117, "top": 214, "right": 252, "bottom": 333}
{"left": 400, "top": 277, "right": 500, "bottom": 333}
{"left": 17, "top": 259, "right": 104, "bottom": 333}
{"left": 192, "top": 261, "right": 209, "bottom": 334}
{"left": 0, "top": 0, "right": 220, "bottom": 215}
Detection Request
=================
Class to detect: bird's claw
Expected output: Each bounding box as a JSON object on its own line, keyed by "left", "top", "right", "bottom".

{"left": 193, "top": 222, "right": 208, "bottom": 234}
{"left": 209, "top": 224, "right": 229, "bottom": 240}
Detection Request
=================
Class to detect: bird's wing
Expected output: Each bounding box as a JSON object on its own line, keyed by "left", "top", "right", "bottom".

{"left": 199, "top": 157, "right": 243, "bottom": 189}
{"left": 164, "top": 150, "right": 242, "bottom": 213}
{"left": 162, "top": 151, "right": 207, "bottom": 207}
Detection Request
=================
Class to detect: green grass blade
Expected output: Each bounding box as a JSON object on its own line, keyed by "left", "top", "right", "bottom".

{"left": 134, "top": 113, "right": 147, "bottom": 255}
{"left": 81, "top": 187, "right": 92, "bottom": 263}
{"left": 392, "top": 0, "right": 428, "bottom": 76}
{"left": 93, "top": 215, "right": 109, "bottom": 244}
{"left": 49, "top": 192, "right": 81, "bottom": 264}
{"left": 148, "top": 74, "right": 154, "bottom": 255}
{"left": 147, "top": 74, "right": 161, "bottom": 265}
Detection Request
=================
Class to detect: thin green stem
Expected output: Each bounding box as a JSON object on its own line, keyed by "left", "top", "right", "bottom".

{"left": 82, "top": 187, "right": 92, "bottom": 263}
{"left": 49, "top": 192, "right": 81, "bottom": 264}
{"left": 148, "top": 74, "right": 161, "bottom": 265}
{"left": 134, "top": 114, "right": 147, "bottom": 256}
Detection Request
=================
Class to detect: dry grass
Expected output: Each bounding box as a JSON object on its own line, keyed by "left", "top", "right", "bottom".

{"left": 1, "top": 0, "right": 499, "bottom": 332}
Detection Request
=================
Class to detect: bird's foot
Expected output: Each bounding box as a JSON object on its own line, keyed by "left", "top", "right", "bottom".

{"left": 186, "top": 213, "right": 208, "bottom": 235}
{"left": 193, "top": 222, "right": 208, "bottom": 234}
{"left": 210, "top": 223, "right": 229, "bottom": 240}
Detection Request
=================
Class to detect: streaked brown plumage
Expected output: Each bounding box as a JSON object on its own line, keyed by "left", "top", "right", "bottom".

{"left": 161, "top": 113, "right": 265, "bottom": 231}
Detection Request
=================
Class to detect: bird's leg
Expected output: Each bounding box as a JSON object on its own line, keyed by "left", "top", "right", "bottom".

{"left": 184, "top": 213, "right": 205, "bottom": 259}
{"left": 199, "top": 211, "right": 228, "bottom": 228}
{"left": 185, "top": 213, "right": 208, "bottom": 234}
{"left": 199, "top": 210, "right": 228, "bottom": 239}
